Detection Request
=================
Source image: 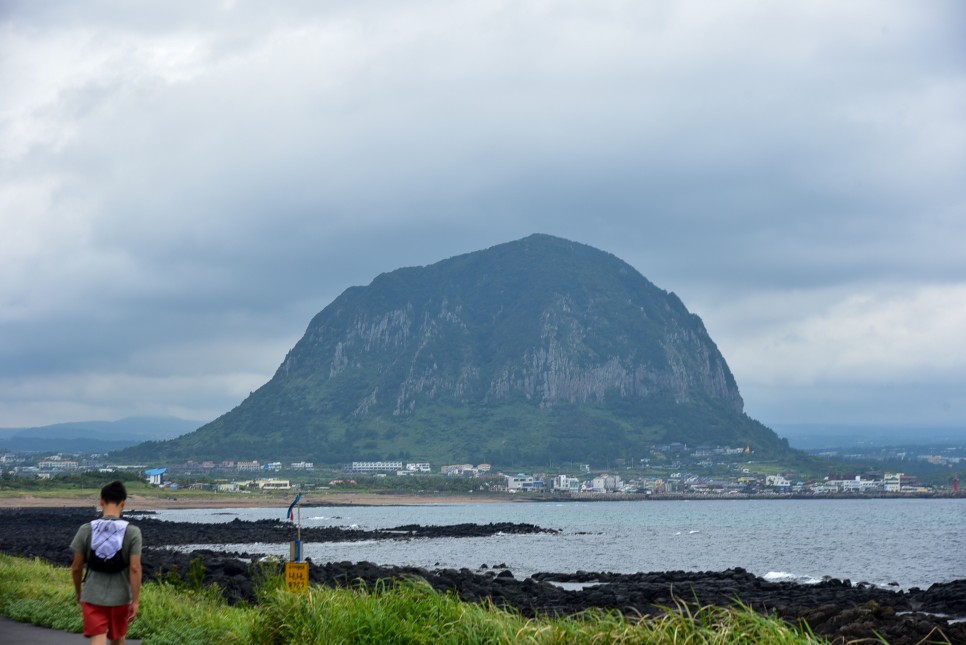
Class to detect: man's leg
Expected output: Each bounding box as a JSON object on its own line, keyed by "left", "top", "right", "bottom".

{"left": 105, "top": 603, "right": 131, "bottom": 645}
{"left": 82, "top": 603, "right": 110, "bottom": 644}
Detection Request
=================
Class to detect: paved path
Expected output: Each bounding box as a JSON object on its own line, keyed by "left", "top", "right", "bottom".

{"left": 0, "top": 617, "right": 142, "bottom": 644}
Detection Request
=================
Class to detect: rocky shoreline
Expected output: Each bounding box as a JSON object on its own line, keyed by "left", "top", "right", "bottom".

{"left": 2, "top": 508, "right": 963, "bottom": 644}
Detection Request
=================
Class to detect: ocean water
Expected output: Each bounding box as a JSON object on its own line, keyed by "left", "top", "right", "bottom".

{"left": 148, "top": 498, "right": 965, "bottom": 590}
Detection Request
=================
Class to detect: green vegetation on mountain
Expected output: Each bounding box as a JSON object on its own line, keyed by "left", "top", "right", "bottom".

{"left": 121, "top": 234, "right": 792, "bottom": 466}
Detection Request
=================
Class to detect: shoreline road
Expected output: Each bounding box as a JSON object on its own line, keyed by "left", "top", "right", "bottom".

{"left": 0, "top": 617, "right": 142, "bottom": 644}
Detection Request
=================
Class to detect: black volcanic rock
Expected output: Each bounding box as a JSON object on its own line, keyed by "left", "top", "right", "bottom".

{"left": 121, "top": 234, "right": 790, "bottom": 465}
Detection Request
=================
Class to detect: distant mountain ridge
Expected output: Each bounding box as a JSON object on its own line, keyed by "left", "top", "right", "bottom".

{"left": 776, "top": 423, "right": 966, "bottom": 450}
{"left": 0, "top": 417, "right": 201, "bottom": 453}
{"left": 122, "top": 235, "right": 790, "bottom": 466}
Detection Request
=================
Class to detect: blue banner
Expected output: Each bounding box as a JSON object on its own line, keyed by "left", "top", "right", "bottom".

{"left": 286, "top": 492, "right": 303, "bottom": 521}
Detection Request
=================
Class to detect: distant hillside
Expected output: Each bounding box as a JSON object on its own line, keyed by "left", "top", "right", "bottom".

{"left": 120, "top": 235, "right": 791, "bottom": 466}
{"left": 0, "top": 417, "right": 202, "bottom": 453}
{"left": 776, "top": 423, "right": 966, "bottom": 450}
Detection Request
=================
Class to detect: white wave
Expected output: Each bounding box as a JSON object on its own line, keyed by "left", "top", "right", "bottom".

{"left": 763, "top": 571, "right": 822, "bottom": 585}
{"left": 546, "top": 581, "right": 602, "bottom": 591}
{"left": 322, "top": 539, "right": 379, "bottom": 546}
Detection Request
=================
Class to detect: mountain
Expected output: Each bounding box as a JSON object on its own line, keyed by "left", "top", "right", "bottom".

{"left": 121, "top": 235, "right": 790, "bottom": 466}
{"left": 0, "top": 416, "right": 202, "bottom": 453}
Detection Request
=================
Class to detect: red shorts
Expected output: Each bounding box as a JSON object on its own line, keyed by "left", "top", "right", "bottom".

{"left": 82, "top": 602, "right": 131, "bottom": 639}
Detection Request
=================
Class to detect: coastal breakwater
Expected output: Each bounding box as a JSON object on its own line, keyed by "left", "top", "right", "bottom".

{"left": 1, "top": 508, "right": 963, "bottom": 645}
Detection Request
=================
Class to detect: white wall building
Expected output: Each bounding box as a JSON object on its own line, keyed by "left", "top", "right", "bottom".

{"left": 825, "top": 476, "right": 882, "bottom": 493}
{"left": 144, "top": 468, "right": 167, "bottom": 486}
{"left": 884, "top": 473, "right": 904, "bottom": 492}
{"left": 551, "top": 475, "right": 580, "bottom": 492}
{"left": 350, "top": 461, "right": 403, "bottom": 473}
{"left": 505, "top": 474, "right": 535, "bottom": 491}
{"left": 255, "top": 479, "right": 291, "bottom": 490}
{"left": 765, "top": 475, "right": 791, "bottom": 489}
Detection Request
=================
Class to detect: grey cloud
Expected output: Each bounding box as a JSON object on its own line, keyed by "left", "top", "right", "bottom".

{"left": 1, "top": 1, "right": 964, "bottom": 430}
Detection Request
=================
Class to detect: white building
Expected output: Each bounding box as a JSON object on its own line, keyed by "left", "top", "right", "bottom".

{"left": 584, "top": 474, "right": 622, "bottom": 492}
{"left": 884, "top": 473, "right": 904, "bottom": 492}
{"left": 551, "top": 475, "right": 580, "bottom": 492}
{"left": 765, "top": 475, "right": 791, "bottom": 489}
{"left": 38, "top": 458, "right": 79, "bottom": 470}
{"left": 144, "top": 468, "right": 167, "bottom": 486}
{"left": 255, "top": 479, "right": 291, "bottom": 490}
{"left": 505, "top": 474, "right": 535, "bottom": 491}
{"left": 825, "top": 476, "right": 882, "bottom": 493}
{"left": 441, "top": 464, "right": 478, "bottom": 476}
{"left": 350, "top": 461, "right": 403, "bottom": 473}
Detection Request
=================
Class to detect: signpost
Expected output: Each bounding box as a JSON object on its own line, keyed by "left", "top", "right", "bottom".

{"left": 285, "top": 561, "right": 309, "bottom": 593}
{"left": 285, "top": 491, "right": 306, "bottom": 592}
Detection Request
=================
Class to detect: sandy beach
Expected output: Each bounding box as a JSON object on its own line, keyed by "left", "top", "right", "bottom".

{"left": 0, "top": 491, "right": 521, "bottom": 510}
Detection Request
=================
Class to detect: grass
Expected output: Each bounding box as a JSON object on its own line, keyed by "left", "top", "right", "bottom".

{"left": 250, "top": 577, "right": 826, "bottom": 645}
{"left": 0, "top": 554, "right": 828, "bottom": 644}
{"left": 0, "top": 554, "right": 256, "bottom": 644}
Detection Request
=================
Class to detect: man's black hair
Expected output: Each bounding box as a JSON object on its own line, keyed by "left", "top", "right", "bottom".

{"left": 100, "top": 480, "right": 128, "bottom": 504}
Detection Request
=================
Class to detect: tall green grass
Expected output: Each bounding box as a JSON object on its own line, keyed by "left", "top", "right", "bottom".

{"left": 0, "top": 554, "right": 827, "bottom": 644}
{"left": 0, "top": 554, "right": 255, "bottom": 644}
{"left": 251, "top": 578, "right": 825, "bottom": 644}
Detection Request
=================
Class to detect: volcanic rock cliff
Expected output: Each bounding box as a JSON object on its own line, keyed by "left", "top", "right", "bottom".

{"left": 129, "top": 234, "right": 788, "bottom": 465}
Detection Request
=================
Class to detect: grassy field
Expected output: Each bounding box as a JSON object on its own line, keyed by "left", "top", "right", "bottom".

{"left": 0, "top": 554, "right": 829, "bottom": 645}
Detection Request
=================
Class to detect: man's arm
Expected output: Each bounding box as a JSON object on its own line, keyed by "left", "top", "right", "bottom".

{"left": 71, "top": 551, "right": 85, "bottom": 603}
{"left": 128, "top": 554, "right": 142, "bottom": 619}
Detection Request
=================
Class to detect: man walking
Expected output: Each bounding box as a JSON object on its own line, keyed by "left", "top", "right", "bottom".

{"left": 71, "top": 480, "right": 143, "bottom": 645}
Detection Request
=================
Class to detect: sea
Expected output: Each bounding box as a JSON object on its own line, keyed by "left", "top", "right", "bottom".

{"left": 147, "top": 498, "right": 965, "bottom": 590}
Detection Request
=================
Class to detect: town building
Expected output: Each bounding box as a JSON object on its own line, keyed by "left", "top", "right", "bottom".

{"left": 551, "top": 474, "right": 580, "bottom": 492}
{"left": 505, "top": 474, "right": 536, "bottom": 491}
{"left": 145, "top": 468, "right": 167, "bottom": 486}
{"left": 255, "top": 478, "right": 291, "bottom": 490}
{"left": 350, "top": 461, "right": 403, "bottom": 473}
{"left": 38, "top": 456, "right": 79, "bottom": 470}
{"left": 884, "top": 473, "right": 903, "bottom": 492}
{"left": 765, "top": 475, "right": 791, "bottom": 490}
{"left": 825, "top": 476, "right": 882, "bottom": 493}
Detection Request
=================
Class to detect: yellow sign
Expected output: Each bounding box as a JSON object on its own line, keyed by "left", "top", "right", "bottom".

{"left": 285, "top": 562, "right": 309, "bottom": 593}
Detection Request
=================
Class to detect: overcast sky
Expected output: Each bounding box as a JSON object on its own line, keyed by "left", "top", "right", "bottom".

{"left": 2, "top": 1, "right": 964, "bottom": 437}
